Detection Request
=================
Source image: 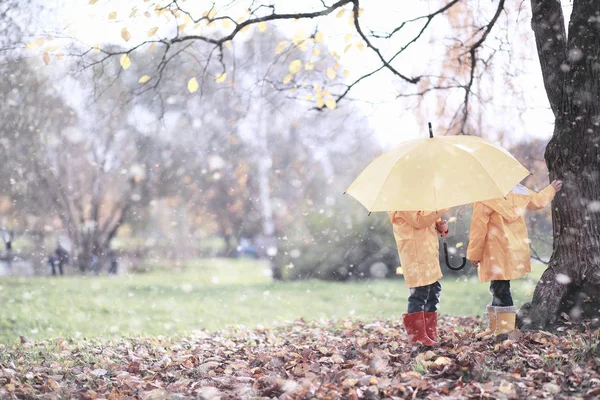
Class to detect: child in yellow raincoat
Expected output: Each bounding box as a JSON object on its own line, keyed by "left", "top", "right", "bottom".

{"left": 467, "top": 180, "right": 562, "bottom": 337}
{"left": 389, "top": 211, "right": 448, "bottom": 346}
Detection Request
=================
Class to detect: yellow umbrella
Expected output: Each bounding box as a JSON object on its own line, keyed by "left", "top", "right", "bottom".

{"left": 345, "top": 124, "right": 530, "bottom": 212}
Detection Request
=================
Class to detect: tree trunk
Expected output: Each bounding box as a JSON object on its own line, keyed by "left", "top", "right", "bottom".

{"left": 253, "top": 36, "right": 281, "bottom": 280}
{"left": 520, "top": 0, "right": 600, "bottom": 329}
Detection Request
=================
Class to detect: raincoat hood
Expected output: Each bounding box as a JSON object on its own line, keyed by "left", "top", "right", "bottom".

{"left": 481, "top": 184, "right": 531, "bottom": 223}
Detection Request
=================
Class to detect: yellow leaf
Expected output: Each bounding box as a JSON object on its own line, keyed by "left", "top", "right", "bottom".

{"left": 304, "top": 62, "right": 314, "bottom": 71}
{"left": 257, "top": 21, "right": 267, "bottom": 32}
{"left": 305, "top": 94, "right": 314, "bottom": 101}
{"left": 224, "top": 41, "right": 232, "bottom": 50}
{"left": 147, "top": 43, "right": 156, "bottom": 52}
{"left": 207, "top": 8, "right": 216, "bottom": 19}
{"left": 293, "top": 29, "right": 306, "bottom": 45}
{"left": 148, "top": 27, "right": 158, "bottom": 36}
{"left": 299, "top": 41, "right": 309, "bottom": 51}
{"left": 344, "top": 33, "right": 353, "bottom": 43}
{"left": 356, "top": 41, "right": 365, "bottom": 51}
{"left": 56, "top": 52, "right": 64, "bottom": 60}
{"left": 43, "top": 52, "right": 50, "bottom": 65}
{"left": 314, "top": 84, "right": 322, "bottom": 93}
{"left": 456, "top": 242, "right": 464, "bottom": 248}
{"left": 359, "top": 8, "right": 364, "bottom": 17}
{"left": 222, "top": 19, "right": 231, "bottom": 28}
{"left": 108, "top": 11, "right": 117, "bottom": 19}
{"left": 325, "top": 99, "right": 337, "bottom": 110}
{"left": 301, "top": 82, "right": 308, "bottom": 87}
{"left": 336, "top": 8, "right": 345, "bottom": 18}
{"left": 215, "top": 72, "right": 227, "bottom": 83}
{"left": 343, "top": 69, "right": 350, "bottom": 77}
{"left": 333, "top": 62, "right": 340, "bottom": 70}
{"left": 35, "top": 37, "right": 45, "bottom": 47}
{"left": 317, "top": 98, "right": 325, "bottom": 108}
{"left": 289, "top": 60, "right": 302, "bottom": 74}
{"left": 187, "top": 77, "right": 199, "bottom": 93}
{"left": 274, "top": 41, "right": 288, "bottom": 55}
{"left": 25, "top": 42, "right": 38, "bottom": 50}
{"left": 92, "top": 44, "right": 100, "bottom": 53}
{"left": 290, "top": 87, "right": 297, "bottom": 93}
{"left": 119, "top": 54, "right": 131, "bottom": 70}
{"left": 396, "top": 267, "right": 403, "bottom": 275}
{"left": 121, "top": 27, "right": 131, "bottom": 41}
{"left": 138, "top": 75, "right": 151, "bottom": 83}
{"left": 326, "top": 67, "right": 336, "bottom": 80}
{"left": 129, "top": 8, "right": 137, "bottom": 18}
{"left": 89, "top": 0, "right": 98, "bottom": 4}
{"left": 282, "top": 74, "right": 292, "bottom": 84}
{"left": 314, "top": 31, "right": 324, "bottom": 43}
{"left": 312, "top": 48, "right": 320, "bottom": 56}
{"left": 344, "top": 44, "right": 352, "bottom": 53}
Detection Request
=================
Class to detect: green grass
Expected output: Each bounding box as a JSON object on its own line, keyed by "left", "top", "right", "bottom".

{"left": 0, "top": 259, "right": 547, "bottom": 345}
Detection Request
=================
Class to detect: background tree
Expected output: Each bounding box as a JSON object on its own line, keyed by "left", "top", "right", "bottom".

{"left": 12, "top": 0, "right": 600, "bottom": 327}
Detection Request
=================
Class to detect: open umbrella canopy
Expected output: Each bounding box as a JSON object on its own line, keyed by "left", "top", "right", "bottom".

{"left": 345, "top": 133, "right": 530, "bottom": 212}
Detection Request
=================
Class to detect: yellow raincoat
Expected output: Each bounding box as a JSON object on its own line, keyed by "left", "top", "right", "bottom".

{"left": 388, "top": 211, "right": 445, "bottom": 288}
{"left": 467, "top": 185, "right": 556, "bottom": 282}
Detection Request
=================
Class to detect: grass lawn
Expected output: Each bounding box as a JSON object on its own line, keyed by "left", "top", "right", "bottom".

{"left": 0, "top": 258, "right": 547, "bottom": 344}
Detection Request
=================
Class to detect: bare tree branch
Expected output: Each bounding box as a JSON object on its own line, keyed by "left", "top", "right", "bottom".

{"left": 530, "top": 0, "right": 567, "bottom": 116}
{"left": 461, "top": 0, "right": 506, "bottom": 133}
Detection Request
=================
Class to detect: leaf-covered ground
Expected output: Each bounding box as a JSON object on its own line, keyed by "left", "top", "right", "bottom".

{"left": 1, "top": 316, "right": 599, "bottom": 399}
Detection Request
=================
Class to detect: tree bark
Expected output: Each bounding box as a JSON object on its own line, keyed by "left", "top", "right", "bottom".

{"left": 520, "top": 0, "right": 600, "bottom": 329}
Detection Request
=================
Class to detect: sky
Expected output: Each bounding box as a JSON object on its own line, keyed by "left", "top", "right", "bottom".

{"left": 43, "top": 0, "right": 575, "bottom": 149}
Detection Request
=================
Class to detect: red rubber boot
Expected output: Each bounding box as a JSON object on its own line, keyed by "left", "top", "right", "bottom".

{"left": 403, "top": 312, "right": 440, "bottom": 346}
{"left": 424, "top": 312, "right": 438, "bottom": 341}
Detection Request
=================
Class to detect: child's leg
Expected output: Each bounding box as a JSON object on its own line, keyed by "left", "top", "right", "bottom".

{"left": 490, "top": 280, "right": 513, "bottom": 306}
{"left": 424, "top": 281, "right": 442, "bottom": 312}
{"left": 407, "top": 285, "right": 430, "bottom": 313}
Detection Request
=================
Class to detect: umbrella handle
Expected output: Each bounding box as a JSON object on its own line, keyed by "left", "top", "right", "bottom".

{"left": 442, "top": 238, "right": 467, "bottom": 271}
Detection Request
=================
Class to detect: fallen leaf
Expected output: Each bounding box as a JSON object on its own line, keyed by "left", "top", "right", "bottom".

{"left": 91, "top": 368, "right": 107, "bottom": 376}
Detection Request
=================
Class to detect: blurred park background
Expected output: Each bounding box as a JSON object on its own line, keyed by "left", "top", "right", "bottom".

{"left": 0, "top": 0, "right": 558, "bottom": 344}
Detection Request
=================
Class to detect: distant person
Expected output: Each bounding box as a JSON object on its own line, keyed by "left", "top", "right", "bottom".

{"left": 467, "top": 180, "right": 563, "bottom": 338}
{"left": 237, "top": 237, "right": 258, "bottom": 259}
{"left": 109, "top": 255, "right": 119, "bottom": 275}
{"left": 91, "top": 254, "right": 99, "bottom": 275}
{"left": 389, "top": 210, "right": 449, "bottom": 347}
{"left": 49, "top": 250, "right": 63, "bottom": 276}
